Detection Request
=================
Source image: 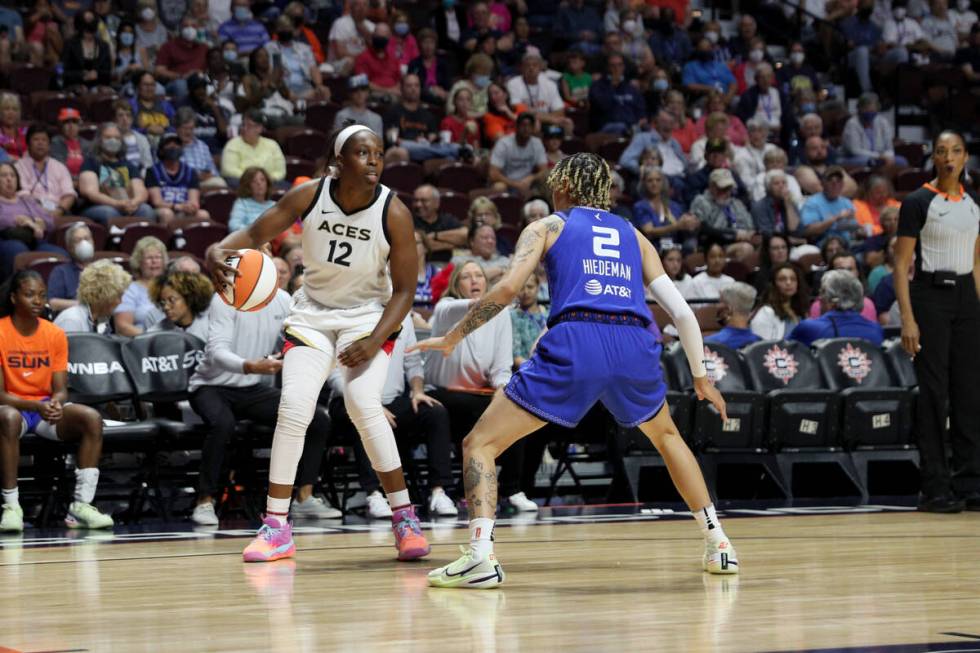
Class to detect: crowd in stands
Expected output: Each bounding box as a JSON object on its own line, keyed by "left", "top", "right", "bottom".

{"left": 0, "top": 0, "right": 977, "bottom": 524}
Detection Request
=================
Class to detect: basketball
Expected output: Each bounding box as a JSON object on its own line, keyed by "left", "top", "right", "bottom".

{"left": 218, "top": 249, "right": 278, "bottom": 312}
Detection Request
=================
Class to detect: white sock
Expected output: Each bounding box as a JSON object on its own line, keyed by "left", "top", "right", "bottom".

{"left": 266, "top": 496, "right": 291, "bottom": 526}
{"left": 74, "top": 468, "right": 99, "bottom": 505}
{"left": 387, "top": 488, "right": 411, "bottom": 511}
{"left": 1, "top": 487, "right": 18, "bottom": 507}
{"left": 469, "top": 517, "right": 495, "bottom": 559}
{"left": 693, "top": 504, "right": 726, "bottom": 542}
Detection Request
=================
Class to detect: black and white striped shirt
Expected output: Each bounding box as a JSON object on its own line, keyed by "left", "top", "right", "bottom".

{"left": 898, "top": 183, "right": 980, "bottom": 275}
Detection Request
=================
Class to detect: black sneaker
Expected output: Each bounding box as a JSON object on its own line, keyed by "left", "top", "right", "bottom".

{"left": 962, "top": 493, "right": 980, "bottom": 511}
{"left": 917, "top": 493, "right": 966, "bottom": 513}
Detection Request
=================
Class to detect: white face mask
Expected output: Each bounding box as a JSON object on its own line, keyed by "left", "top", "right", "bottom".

{"left": 705, "top": 30, "right": 719, "bottom": 44}
{"left": 790, "top": 51, "right": 805, "bottom": 65}
{"left": 140, "top": 7, "right": 155, "bottom": 21}
{"left": 73, "top": 239, "right": 94, "bottom": 262}
{"left": 956, "top": 0, "right": 970, "bottom": 10}
{"left": 181, "top": 26, "right": 197, "bottom": 41}
{"left": 749, "top": 49, "right": 764, "bottom": 62}
{"left": 894, "top": 7, "right": 907, "bottom": 19}
{"left": 622, "top": 19, "right": 637, "bottom": 34}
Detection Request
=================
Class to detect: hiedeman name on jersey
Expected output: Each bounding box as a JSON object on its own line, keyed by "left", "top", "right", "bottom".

{"left": 582, "top": 258, "right": 632, "bottom": 281}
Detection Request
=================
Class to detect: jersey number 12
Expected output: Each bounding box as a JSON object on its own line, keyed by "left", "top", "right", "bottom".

{"left": 592, "top": 226, "right": 620, "bottom": 259}
{"left": 325, "top": 240, "right": 353, "bottom": 267}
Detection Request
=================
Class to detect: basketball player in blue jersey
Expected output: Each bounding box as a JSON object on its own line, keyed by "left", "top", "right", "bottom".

{"left": 412, "top": 153, "right": 739, "bottom": 588}
{"left": 208, "top": 125, "right": 431, "bottom": 563}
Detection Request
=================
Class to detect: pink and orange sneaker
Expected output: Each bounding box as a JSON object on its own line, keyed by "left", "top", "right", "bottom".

{"left": 242, "top": 517, "right": 296, "bottom": 563}
{"left": 392, "top": 507, "right": 430, "bottom": 561}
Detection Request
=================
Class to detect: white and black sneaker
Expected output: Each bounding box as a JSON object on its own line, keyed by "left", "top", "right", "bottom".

{"left": 703, "top": 538, "right": 739, "bottom": 575}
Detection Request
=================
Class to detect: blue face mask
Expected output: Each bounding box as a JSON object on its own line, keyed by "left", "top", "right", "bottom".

{"left": 234, "top": 7, "right": 252, "bottom": 22}
{"left": 394, "top": 23, "right": 410, "bottom": 36}
{"left": 800, "top": 102, "right": 817, "bottom": 113}
{"left": 653, "top": 79, "right": 669, "bottom": 92}
{"left": 859, "top": 111, "right": 877, "bottom": 124}
{"left": 473, "top": 74, "right": 490, "bottom": 88}
{"left": 120, "top": 32, "right": 134, "bottom": 47}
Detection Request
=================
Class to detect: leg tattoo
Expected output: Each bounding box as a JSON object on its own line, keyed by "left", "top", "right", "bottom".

{"left": 463, "top": 455, "right": 499, "bottom": 516}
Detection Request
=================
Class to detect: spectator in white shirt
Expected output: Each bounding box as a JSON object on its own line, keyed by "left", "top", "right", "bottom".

{"left": 505, "top": 50, "right": 573, "bottom": 134}
{"left": 327, "top": 0, "right": 375, "bottom": 75}
{"left": 882, "top": 1, "right": 927, "bottom": 65}
{"left": 488, "top": 112, "right": 549, "bottom": 197}
{"left": 750, "top": 262, "right": 808, "bottom": 340}
{"left": 921, "top": 0, "right": 959, "bottom": 59}
{"left": 734, "top": 119, "right": 776, "bottom": 186}
{"left": 949, "top": 0, "right": 978, "bottom": 39}
{"left": 684, "top": 242, "right": 736, "bottom": 300}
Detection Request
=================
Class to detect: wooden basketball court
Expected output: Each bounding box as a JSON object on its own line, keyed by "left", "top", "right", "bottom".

{"left": 0, "top": 506, "right": 978, "bottom": 653}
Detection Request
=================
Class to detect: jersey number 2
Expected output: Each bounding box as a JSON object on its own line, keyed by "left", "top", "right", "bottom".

{"left": 325, "top": 240, "right": 352, "bottom": 267}
{"left": 592, "top": 226, "right": 620, "bottom": 259}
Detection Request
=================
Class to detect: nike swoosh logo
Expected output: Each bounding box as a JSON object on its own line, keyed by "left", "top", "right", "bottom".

{"left": 321, "top": 210, "right": 336, "bottom": 214}
{"left": 445, "top": 562, "right": 481, "bottom": 577}
{"left": 23, "top": 372, "right": 32, "bottom": 377}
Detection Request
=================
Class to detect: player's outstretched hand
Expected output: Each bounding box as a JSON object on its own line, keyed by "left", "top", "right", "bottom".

{"left": 694, "top": 376, "right": 727, "bottom": 423}
{"left": 207, "top": 247, "right": 242, "bottom": 293}
{"left": 407, "top": 336, "right": 456, "bottom": 357}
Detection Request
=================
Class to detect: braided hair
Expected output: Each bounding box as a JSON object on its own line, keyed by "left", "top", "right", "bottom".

{"left": 546, "top": 153, "right": 613, "bottom": 210}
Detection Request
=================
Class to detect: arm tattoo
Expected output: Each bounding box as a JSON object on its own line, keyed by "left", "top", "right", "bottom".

{"left": 512, "top": 216, "right": 562, "bottom": 266}
{"left": 449, "top": 297, "right": 506, "bottom": 341}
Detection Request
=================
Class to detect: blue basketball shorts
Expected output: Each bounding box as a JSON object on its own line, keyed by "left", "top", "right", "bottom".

{"left": 504, "top": 321, "right": 668, "bottom": 428}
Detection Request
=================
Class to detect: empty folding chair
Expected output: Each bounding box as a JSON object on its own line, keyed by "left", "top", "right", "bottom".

{"left": 813, "top": 338, "right": 914, "bottom": 449}
{"left": 742, "top": 340, "right": 840, "bottom": 451}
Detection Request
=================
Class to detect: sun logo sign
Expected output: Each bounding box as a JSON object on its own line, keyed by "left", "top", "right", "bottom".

{"left": 837, "top": 343, "right": 872, "bottom": 383}
{"left": 703, "top": 347, "right": 729, "bottom": 383}
{"left": 763, "top": 345, "right": 799, "bottom": 385}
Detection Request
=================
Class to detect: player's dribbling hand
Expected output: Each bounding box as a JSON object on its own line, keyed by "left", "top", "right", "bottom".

{"left": 338, "top": 338, "right": 381, "bottom": 368}
{"left": 694, "top": 376, "right": 727, "bottom": 423}
{"left": 406, "top": 336, "right": 456, "bottom": 357}
{"left": 207, "top": 247, "right": 242, "bottom": 293}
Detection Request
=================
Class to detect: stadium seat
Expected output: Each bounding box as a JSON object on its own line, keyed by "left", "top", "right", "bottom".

{"left": 116, "top": 221, "right": 172, "bottom": 254}
{"left": 566, "top": 105, "right": 588, "bottom": 137}
{"left": 52, "top": 217, "right": 108, "bottom": 250}
{"left": 742, "top": 340, "right": 840, "bottom": 450}
{"left": 170, "top": 222, "right": 228, "bottom": 259}
{"left": 438, "top": 190, "right": 470, "bottom": 222}
{"left": 323, "top": 75, "right": 349, "bottom": 104}
{"left": 682, "top": 251, "right": 705, "bottom": 275}
{"left": 284, "top": 129, "right": 329, "bottom": 162}
{"left": 894, "top": 142, "right": 927, "bottom": 169}
{"left": 562, "top": 137, "right": 586, "bottom": 155}
{"left": 32, "top": 91, "right": 81, "bottom": 125}
{"left": 304, "top": 101, "right": 341, "bottom": 131}
{"left": 436, "top": 163, "right": 484, "bottom": 194}
{"left": 812, "top": 338, "right": 914, "bottom": 449}
{"left": 380, "top": 161, "right": 424, "bottom": 192}
{"left": 496, "top": 223, "right": 520, "bottom": 250}
{"left": 85, "top": 94, "right": 119, "bottom": 123}
{"left": 882, "top": 339, "right": 917, "bottom": 388}
{"left": 663, "top": 342, "right": 765, "bottom": 451}
{"left": 8, "top": 64, "right": 53, "bottom": 95}
{"left": 13, "top": 251, "right": 68, "bottom": 282}
{"left": 92, "top": 250, "right": 129, "bottom": 267}
{"left": 201, "top": 189, "right": 236, "bottom": 225}
{"left": 894, "top": 168, "right": 932, "bottom": 193}
{"left": 121, "top": 331, "right": 206, "bottom": 405}
{"left": 487, "top": 192, "right": 523, "bottom": 226}
{"left": 285, "top": 156, "right": 315, "bottom": 180}
{"left": 722, "top": 260, "right": 751, "bottom": 282}
{"left": 597, "top": 139, "right": 629, "bottom": 164}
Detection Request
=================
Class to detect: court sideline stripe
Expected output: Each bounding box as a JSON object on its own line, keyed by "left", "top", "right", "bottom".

{"left": 0, "top": 532, "right": 974, "bottom": 567}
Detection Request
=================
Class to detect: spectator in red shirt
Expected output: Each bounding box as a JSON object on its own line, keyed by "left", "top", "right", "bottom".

{"left": 354, "top": 23, "right": 402, "bottom": 100}
{"left": 440, "top": 87, "right": 482, "bottom": 150}
{"left": 155, "top": 15, "right": 209, "bottom": 101}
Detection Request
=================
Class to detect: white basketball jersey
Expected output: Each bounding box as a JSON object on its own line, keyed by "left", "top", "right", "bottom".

{"left": 300, "top": 176, "right": 393, "bottom": 309}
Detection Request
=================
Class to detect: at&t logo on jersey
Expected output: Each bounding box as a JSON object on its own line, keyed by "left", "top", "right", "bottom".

{"left": 583, "top": 278, "right": 631, "bottom": 298}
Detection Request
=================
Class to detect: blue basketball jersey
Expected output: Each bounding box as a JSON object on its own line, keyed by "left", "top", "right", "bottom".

{"left": 546, "top": 207, "right": 654, "bottom": 328}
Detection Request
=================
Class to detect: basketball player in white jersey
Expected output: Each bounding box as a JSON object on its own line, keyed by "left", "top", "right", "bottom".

{"left": 208, "top": 125, "right": 431, "bottom": 563}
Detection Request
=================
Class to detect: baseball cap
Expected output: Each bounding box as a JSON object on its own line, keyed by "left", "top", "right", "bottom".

{"left": 58, "top": 107, "right": 82, "bottom": 122}
{"left": 543, "top": 124, "right": 564, "bottom": 138}
{"left": 348, "top": 74, "right": 370, "bottom": 90}
{"left": 709, "top": 168, "right": 736, "bottom": 189}
{"left": 823, "top": 165, "right": 846, "bottom": 180}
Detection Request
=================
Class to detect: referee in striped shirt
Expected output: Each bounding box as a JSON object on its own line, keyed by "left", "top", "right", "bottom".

{"left": 894, "top": 130, "right": 980, "bottom": 513}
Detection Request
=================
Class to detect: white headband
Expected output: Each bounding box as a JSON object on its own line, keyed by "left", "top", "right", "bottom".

{"left": 334, "top": 125, "right": 376, "bottom": 157}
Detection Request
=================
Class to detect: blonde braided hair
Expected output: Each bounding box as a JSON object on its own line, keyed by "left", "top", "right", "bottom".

{"left": 546, "top": 153, "right": 613, "bottom": 210}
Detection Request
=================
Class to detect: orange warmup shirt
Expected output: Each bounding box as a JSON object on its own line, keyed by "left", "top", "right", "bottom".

{"left": 0, "top": 317, "right": 68, "bottom": 401}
